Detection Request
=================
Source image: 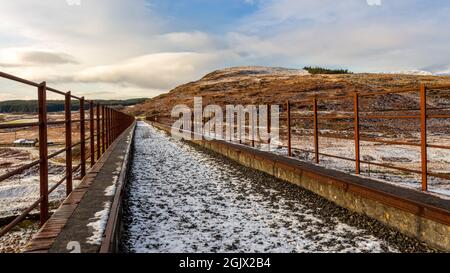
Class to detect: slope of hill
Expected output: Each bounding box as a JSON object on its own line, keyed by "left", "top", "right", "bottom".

{"left": 128, "top": 66, "right": 450, "bottom": 118}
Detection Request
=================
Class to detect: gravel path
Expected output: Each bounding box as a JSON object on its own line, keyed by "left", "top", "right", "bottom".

{"left": 120, "top": 122, "right": 435, "bottom": 253}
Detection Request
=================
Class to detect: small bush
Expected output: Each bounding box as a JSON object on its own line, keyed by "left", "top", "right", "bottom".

{"left": 304, "top": 66, "right": 352, "bottom": 75}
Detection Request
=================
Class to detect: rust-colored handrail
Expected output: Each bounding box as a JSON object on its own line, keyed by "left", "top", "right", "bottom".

{"left": 0, "top": 71, "right": 135, "bottom": 238}
{"left": 154, "top": 83, "right": 449, "bottom": 194}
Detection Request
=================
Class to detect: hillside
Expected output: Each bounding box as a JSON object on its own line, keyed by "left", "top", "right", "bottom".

{"left": 128, "top": 66, "right": 450, "bottom": 120}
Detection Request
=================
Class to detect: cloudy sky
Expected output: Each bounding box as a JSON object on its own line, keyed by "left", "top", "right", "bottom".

{"left": 1, "top": 0, "right": 450, "bottom": 100}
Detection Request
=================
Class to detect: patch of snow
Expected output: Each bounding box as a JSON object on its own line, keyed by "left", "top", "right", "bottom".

{"left": 86, "top": 201, "right": 111, "bottom": 245}
{"left": 390, "top": 70, "right": 434, "bottom": 76}
{"left": 104, "top": 184, "right": 116, "bottom": 197}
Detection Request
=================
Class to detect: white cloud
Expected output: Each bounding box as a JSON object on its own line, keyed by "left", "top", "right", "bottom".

{"left": 1, "top": 0, "right": 450, "bottom": 100}
{"left": 62, "top": 52, "right": 220, "bottom": 89}
{"left": 232, "top": 0, "right": 450, "bottom": 72}
{"left": 0, "top": 47, "right": 77, "bottom": 67}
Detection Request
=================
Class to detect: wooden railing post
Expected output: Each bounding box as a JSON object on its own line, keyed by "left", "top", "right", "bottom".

{"left": 89, "top": 101, "right": 95, "bottom": 167}
{"left": 420, "top": 84, "right": 428, "bottom": 191}
{"left": 354, "top": 93, "right": 361, "bottom": 174}
{"left": 38, "top": 82, "right": 49, "bottom": 226}
{"left": 313, "top": 98, "right": 319, "bottom": 163}
{"left": 96, "top": 104, "right": 101, "bottom": 160}
{"left": 287, "top": 100, "right": 292, "bottom": 156}
{"left": 65, "top": 91, "right": 73, "bottom": 196}
{"left": 80, "top": 97, "right": 86, "bottom": 178}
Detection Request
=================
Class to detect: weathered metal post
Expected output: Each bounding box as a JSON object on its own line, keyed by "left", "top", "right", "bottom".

{"left": 191, "top": 112, "right": 195, "bottom": 140}
{"left": 313, "top": 98, "right": 319, "bottom": 163}
{"left": 420, "top": 84, "right": 428, "bottom": 191}
{"left": 287, "top": 100, "right": 292, "bottom": 156}
{"left": 114, "top": 110, "right": 118, "bottom": 139}
{"left": 65, "top": 91, "right": 72, "bottom": 196}
{"left": 109, "top": 108, "right": 112, "bottom": 144}
{"left": 89, "top": 101, "right": 95, "bottom": 167}
{"left": 38, "top": 82, "right": 49, "bottom": 226}
{"left": 112, "top": 110, "right": 115, "bottom": 141}
{"left": 354, "top": 93, "right": 361, "bottom": 174}
{"left": 109, "top": 108, "right": 112, "bottom": 145}
{"left": 108, "top": 107, "right": 111, "bottom": 145}
{"left": 267, "top": 104, "right": 271, "bottom": 150}
{"left": 96, "top": 104, "right": 101, "bottom": 160}
{"left": 111, "top": 109, "right": 114, "bottom": 142}
{"left": 101, "top": 106, "right": 106, "bottom": 153}
{"left": 251, "top": 109, "right": 255, "bottom": 147}
{"left": 238, "top": 111, "right": 242, "bottom": 144}
{"left": 80, "top": 97, "right": 86, "bottom": 178}
{"left": 105, "top": 107, "right": 110, "bottom": 147}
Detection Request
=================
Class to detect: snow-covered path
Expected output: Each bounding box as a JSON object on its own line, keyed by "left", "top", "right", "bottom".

{"left": 120, "top": 122, "right": 431, "bottom": 253}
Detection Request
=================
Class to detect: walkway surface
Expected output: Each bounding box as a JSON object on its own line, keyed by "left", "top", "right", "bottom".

{"left": 25, "top": 125, "right": 134, "bottom": 253}
{"left": 120, "top": 122, "right": 433, "bottom": 253}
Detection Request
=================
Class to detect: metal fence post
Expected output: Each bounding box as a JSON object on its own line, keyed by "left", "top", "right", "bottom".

{"left": 105, "top": 107, "right": 108, "bottom": 147}
{"left": 111, "top": 110, "right": 114, "bottom": 141}
{"left": 313, "top": 98, "right": 319, "bottom": 163}
{"left": 420, "top": 84, "right": 428, "bottom": 191}
{"left": 80, "top": 97, "right": 86, "bottom": 178}
{"left": 110, "top": 109, "right": 115, "bottom": 144}
{"left": 65, "top": 91, "right": 73, "bottom": 196}
{"left": 287, "top": 100, "right": 292, "bottom": 156}
{"left": 267, "top": 104, "right": 271, "bottom": 150}
{"left": 96, "top": 104, "right": 101, "bottom": 160}
{"left": 38, "top": 82, "right": 49, "bottom": 226}
{"left": 102, "top": 106, "right": 106, "bottom": 153}
{"left": 114, "top": 110, "right": 117, "bottom": 140}
{"left": 112, "top": 110, "right": 115, "bottom": 140}
{"left": 107, "top": 107, "right": 110, "bottom": 145}
{"left": 108, "top": 108, "right": 112, "bottom": 145}
{"left": 354, "top": 93, "right": 361, "bottom": 174}
{"left": 89, "top": 101, "right": 95, "bottom": 167}
{"left": 251, "top": 109, "right": 255, "bottom": 147}
{"left": 191, "top": 113, "right": 194, "bottom": 140}
{"left": 112, "top": 109, "right": 115, "bottom": 141}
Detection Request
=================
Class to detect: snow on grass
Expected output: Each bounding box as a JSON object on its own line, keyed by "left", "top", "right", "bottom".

{"left": 0, "top": 170, "right": 82, "bottom": 218}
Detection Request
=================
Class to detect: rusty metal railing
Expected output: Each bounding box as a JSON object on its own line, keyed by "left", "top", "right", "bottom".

{"left": 153, "top": 83, "right": 449, "bottom": 194}
{"left": 280, "top": 84, "right": 450, "bottom": 193}
{"left": 0, "top": 71, "right": 135, "bottom": 237}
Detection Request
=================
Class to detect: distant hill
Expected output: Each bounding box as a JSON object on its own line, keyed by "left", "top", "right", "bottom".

{"left": 129, "top": 66, "right": 450, "bottom": 117}
{"left": 0, "top": 98, "right": 148, "bottom": 113}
